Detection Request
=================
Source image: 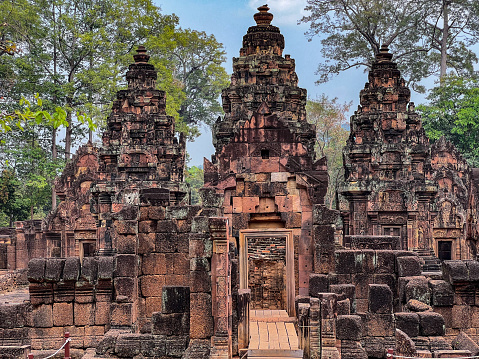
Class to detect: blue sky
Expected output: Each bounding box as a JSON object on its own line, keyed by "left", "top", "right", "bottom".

{"left": 153, "top": 0, "right": 416, "bottom": 166}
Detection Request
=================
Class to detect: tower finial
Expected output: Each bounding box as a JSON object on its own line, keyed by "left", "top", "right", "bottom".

{"left": 133, "top": 45, "right": 150, "bottom": 64}
{"left": 254, "top": 4, "right": 273, "bottom": 25}
{"left": 376, "top": 44, "right": 393, "bottom": 62}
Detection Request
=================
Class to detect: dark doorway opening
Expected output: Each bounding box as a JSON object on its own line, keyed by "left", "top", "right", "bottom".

{"left": 438, "top": 241, "right": 452, "bottom": 260}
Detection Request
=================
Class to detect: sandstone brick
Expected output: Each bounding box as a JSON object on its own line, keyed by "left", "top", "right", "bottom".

{"left": 452, "top": 305, "right": 472, "bottom": 329}
{"left": 111, "top": 302, "right": 136, "bottom": 327}
{"left": 116, "top": 235, "right": 137, "bottom": 254}
{"left": 74, "top": 302, "right": 94, "bottom": 326}
{"left": 142, "top": 253, "right": 166, "bottom": 275}
{"left": 151, "top": 312, "right": 189, "bottom": 336}
{"left": 337, "top": 315, "right": 362, "bottom": 340}
{"left": 141, "top": 275, "right": 165, "bottom": 297}
{"left": 368, "top": 284, "right": 392, "bottom": 314}
{"left": 397, "top": 256, "right": 422, "bottom": 277}
{"left": 95, "top": 301, "right": 110, "bottom": 325}
{"left": 114, "top": 277, "right": 137, "bottom": 301}
{"left": 162, "top": 286, "right": 190, "bottom": 314}
{"left": 53, "top": 302, "right": 73, "bottom": 326}
{"left": 395, "top": 312, "right": 419, "bottom": 337}
{"left": 115, "top": 254, "right": 138, "bottom": 277}
{"left": 418, "top": 311, "right": 445, "bottom": 336}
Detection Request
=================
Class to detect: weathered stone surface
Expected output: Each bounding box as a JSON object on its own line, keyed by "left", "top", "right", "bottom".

{"left": 417, "top": 312, "right": 445, "bottom": 336}
{"left": 368, "top": 284, "right": 392, "bottom": 314}
{"left": 337, "top": 315, "right": 362, "bottom": 340}
{"left": 63, "top": 257, "right": 81, "bottom": 281}
{"left": 406, "top": 299, "right": 432, "bottom": 312}
{"left": 397, "top": 256, "right": 422, "bottom": 277}
{"left": 429, "top": 280, "right": 453, "bottom": 306}
{"left": 453, "top": 332, "right": 479, "bottom": 356}
{"left": 309, "top": 273, "right": 329, "bottom": 296}
{"left": 396, "top": 329, "right": 416, "bottom": 357}
{"left": 443, "top": 261, "right": 468, "bottom": 284}
{"left": 162, "top": 286, "right": 190, "bottom": 314}
{"left": 28, "top": 258, "right": 46, "bottom": 283}
{"left": 44, "top": 258, "right": 65, "bottom": 282}
{"left": 395, "top": 312, "right": 419, "bottom": 338}
{"left": 405, "top": 277, "right": 430, "bottom": 304}
{"left": 151, "top": 312, "right": 189, "bottom": 336}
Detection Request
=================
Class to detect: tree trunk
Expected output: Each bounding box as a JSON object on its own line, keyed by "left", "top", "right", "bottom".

{"left": 65, "top": 105, "right": 72, "bottom": 160}
{"left": 51, "top": 127, "right": 57, "bottom": 209}
{"left": 440, "top": 0, "right": 449, "bottom": 79}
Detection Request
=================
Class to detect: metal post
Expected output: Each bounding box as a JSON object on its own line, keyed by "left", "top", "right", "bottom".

{"left": 28, "top": 354, "right": 33, "bottom": 359}
{"left": 64, "top": 332, "right": 70, "bottom": 359}
{"left": 387, "top": 348, "right": 394, "bottom": 359}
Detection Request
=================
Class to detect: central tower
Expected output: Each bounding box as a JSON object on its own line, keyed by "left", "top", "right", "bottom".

{"left": 205, "top": 5, "right": 328, "bottom": 319}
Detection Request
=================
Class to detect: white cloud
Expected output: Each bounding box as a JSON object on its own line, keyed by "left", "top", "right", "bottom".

{"left": 248, "top": 0, "right": 309, "bottom": 26}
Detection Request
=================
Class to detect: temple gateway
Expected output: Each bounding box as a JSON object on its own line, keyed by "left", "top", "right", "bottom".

{"left": 1, "top": 5, "right": 479, "bottom": 359}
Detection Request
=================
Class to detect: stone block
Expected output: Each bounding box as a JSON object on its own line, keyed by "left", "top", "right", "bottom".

{"left": 28, "top": 258, "right": 46, "bottom": 283}
{"left": 337, "top": 299, "right": 351, "bottom": 315}
{"left": 376, "top": 250, "right": 396, "bottom": 274}
{"left": 443, "top": 261, "right": 468, "bottom": 284}
{"left": 63, "top": 257, "right": 81, "bottom": 281}
{"left": 309, "top": 273, "right": 329, "bottom": 296}
{"left": 142, "top": 253, "right": 166, "bottom": 275}
{"left": 435, "top": 350, "right": 472, "bottom": 358}
{"left": 312, "top": 205, "right": 339, "bottom": 225}
{"left": 190, "top": 257, "right": 210, "bottom": 272}
{"left": 363, "top": 313, "right": 395, "bottom": 337}
{"left": 189, "top": 270, "right": 211, "bottom": 293}
{"left": 341, "top": 340, "right": 368, "bottom": 359}
{"left": 429, "top": 280, "right": 453, "bottom": 306}
{"left": 165, "top": 336, "right": 189, "bottom": 357}
{"left": 162, "top": 286, "right": 190, "bottom": 314}
{"left": 74, "top": 302, "right": 94, "bottom": 326}
{"left": 369, "top": 284, "right": 393, "bottom": 314}
{"left": 417, "top": 312, "right": 445, "bottom": 336}
{"left": 116, "top": 220, "right": 137, "bottom": 235}
{"left": 336, "top": 315, "right": 362, "bottom": 340}
{"left": 110, "top": 302, "right": 135, "bottom": 327}
{"left": 115, "top": 333, "right": 142, "bottom": 357}
{"left": 151, "top": 312, "right": 189, "bottom": 336}
{"left": 97, "top": 256, "right": 114, "bottom": 280}
{"left": 53, "top": 302, "right": 73, "bottom": 326}
{"left": 114, "top": 277, "right": 137, "bottom": 301}
{"left": 190, "top": 293, "right": 214, "bottom": 339}
{"left": 466, "top": 260, "right": 479, "bottom": 282}
{"left": 45, "top": 258, "right": 65, "bottom": 282}
{"left": 115, "top": 254, "right": 137, "bottom": 277}
{"left": 141, "top": 275, "right": 165, "bottom": 297}
{"left": 95, "top": 301, "right": 110, "bottom": 325}
{"left": 397, "top": 256, "right": 422, "bottom": 277}
{"left": 453, "top": 332, "right": 479, "bottom": 356}
{"left": 81, "top": 256, "right": 98, "bottom": 283}
{"left": 452, "top": 305, "right": 472, "bottom": 329}
{"left": 396, "top": 329, "right": 416, "bottom": 357}
{"left": 139, "top": 220, "right": 156, "bottom": 233}
{"left": 138, "top": 233, "right": 155, "bottom": 255}
{"left": 117, "top": 234, "right": 137, "bottom": 254}
{"left": 395, "top": 312, "right": 419, "bottom": 338}
{"left": 32, "top": 304, "right": 53, "bottom": 327}
{"left": 336, "top": 251, "right": 360, "bottom": 274}
{"left": 405, "top": 277, "right": 430, "bottom": 304}
{"left": 330, "top": 284, "right": 356, "bottom": 303}
{"left": 352, "top": 273, "right": 371, "bottom": 299}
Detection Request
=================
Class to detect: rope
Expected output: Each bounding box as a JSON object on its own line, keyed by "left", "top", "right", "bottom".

{"left": 389, "top": 354, "right": 479, "bottom": 359}
{"left": 38, "top": 337, "right": 71, "bottom": 359}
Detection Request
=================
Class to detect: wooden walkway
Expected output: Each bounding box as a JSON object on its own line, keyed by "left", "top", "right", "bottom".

{"left": 248, "top": 310, "right": 303, "bottom": 358}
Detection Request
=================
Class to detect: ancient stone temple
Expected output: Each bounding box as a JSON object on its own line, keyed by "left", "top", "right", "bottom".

{"left": 3, "top": 5, "right": 479, "bottom": 359}
{"left": 340, "top": 45, "right": 479, "bottom": 262}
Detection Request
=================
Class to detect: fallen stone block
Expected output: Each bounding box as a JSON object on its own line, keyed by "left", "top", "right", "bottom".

{"left": 417, "top": 312, "right": 444, "bottom": 336}
{"left": 395, "top": 312, "right": 419, "bottom": 338}
{"left": 337, "top": 315, "right": 362, "bottom": 340}
{"left": 452, "top": 332, "right": 479, "bottom": 356}
{"left": 397, "top": 256, "right": 422, "bottom": 277}
{"left": 368, "top": 284, "right": 392, "bottom": 314}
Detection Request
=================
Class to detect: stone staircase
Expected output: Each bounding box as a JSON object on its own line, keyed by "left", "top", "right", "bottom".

{"left": 412, "top": 248, "right": 443, "bottom": 272}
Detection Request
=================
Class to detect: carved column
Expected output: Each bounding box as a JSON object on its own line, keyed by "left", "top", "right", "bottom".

{"left": 210, "top": 217, "right": 231, "bottom": 359}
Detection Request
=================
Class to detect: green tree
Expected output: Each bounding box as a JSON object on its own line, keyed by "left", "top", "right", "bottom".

{"left": 0, "top": 169, "right": 29, "bottom": 226}
{"left": 418, "top": 75, "right": 479, "bottom": 165}
{"left": 301, "top": 0, "right": 479, "bottom": 90}
{"left": 307, "top": 95, "right": 350, "bottom": 209}
{"left": 185, "top": 165, "right": 204, "bottom": 205}
{"left": 147, "top": 28, "right": 229, "bottom": 137}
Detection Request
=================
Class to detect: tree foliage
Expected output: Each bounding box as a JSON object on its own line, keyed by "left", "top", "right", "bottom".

{"left": 307, "top": 95, "right": 350, "bottom": 209}
{"left": 418, "top": 75, "right": 479, "bottom": 166}
{"left": 301, "top": 0, "right": 479, "bottom": 91}
{"left": 185, "top": 165, "right": 204, "bottom": 205}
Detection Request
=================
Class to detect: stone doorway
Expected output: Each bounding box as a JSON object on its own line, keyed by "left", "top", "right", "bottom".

{"left": 239, "top": 229, "right": 295, "bottom": 316}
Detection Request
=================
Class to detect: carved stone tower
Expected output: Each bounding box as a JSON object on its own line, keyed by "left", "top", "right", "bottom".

{"left": 340, "top": 45, "right": 437, "bottom": 251}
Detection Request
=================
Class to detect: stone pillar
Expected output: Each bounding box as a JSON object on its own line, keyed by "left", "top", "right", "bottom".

{"left": 237, "top": 289, "right": 250, "bottom": 351}
{"left": 209, "top": 217, "right": 231, "bottom": 359}
{"left": 298, "top": 302, "right": 311, "bottom": 359}
{"left": 318, "top": 293, "right": 340, "bottom": 359}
